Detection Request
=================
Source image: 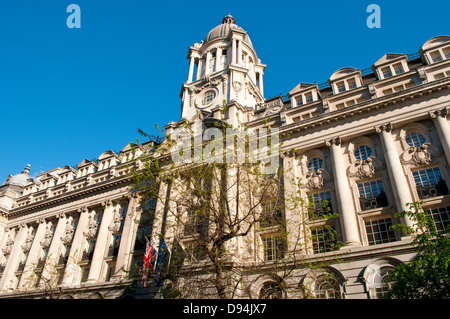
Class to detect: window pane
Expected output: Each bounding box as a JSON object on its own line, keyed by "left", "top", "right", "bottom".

{"left": 393, "top": 63, "right": 404, "bottom": 75}
{"left": 308, "top": 191, "right": 333, "bottom": 218}
{"left": 354, "top": 145, "right": 373, "bottom": 161}
{"left": 365, "top": 218, "right": 396, "bottom": 245}
{"left": 413, "top": 167, "right": 449, "bottom": 199}
{"left": 426, "top": 205, "right": 450, "bottom": 232}
{"left": 311, "top": 226, "right": 337, "bottom": 253}
{"left": 307, "top": 157, "right": 323, "bottom": 172}
{"left": 405, "top": 132, "right": 426, "bottom": 147}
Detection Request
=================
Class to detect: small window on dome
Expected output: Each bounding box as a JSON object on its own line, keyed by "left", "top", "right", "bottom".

{"left": 202, "top": 90, "right": 216, "bottom": 106}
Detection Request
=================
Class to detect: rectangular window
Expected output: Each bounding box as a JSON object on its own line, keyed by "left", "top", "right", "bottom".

{"left": 308, "top": 191, "right": 333, "bottom": 219}
{"left": 336, "top": 81, "right": 346, "bottom": 93}
{"left": 382, "top": 67, "right": 393, "bottom": 78}
{"left": 358, "top": 179, "right": 388, "bottom": 210}
{"left": 430, "top": 50, "right": 443, "bottom": 63}
{"left": 305, "top": 92, "right": 314, "bottom": 103}
{"left": 443, "top": 47, "right": 450, "bottom": 60}
{"left": 426, "top": 205, "right": 450, "bottom": 233}
{"left": 347, "top": 79, "right": 357, "bottom": 89}
{"left": 365, "top": 218, "right": 396, "bottom": 245}
{"left": 311, "top": 226, "right": 338, "bottom": 253}
{"left": 296, "top": 97, "right": 303, "bottom": 107}
{"left": 413, "top": 167, "right": 449, "bottom": 199}
{"left": 263, "top": 235, "right": 284, "bottom": 261}
{"left": 393, "top": 62, "right": 405, "bottom": 75}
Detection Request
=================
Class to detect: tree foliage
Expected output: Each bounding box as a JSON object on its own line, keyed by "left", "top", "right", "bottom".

{"left": 387, "top": 202, "right": 450, "bottom": 299}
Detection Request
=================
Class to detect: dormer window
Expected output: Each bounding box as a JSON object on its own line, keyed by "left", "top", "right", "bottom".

{"left": 329, "top": 68, "right": 362, "bottom": 94}
{"left": 421, "top": 36, "right": 450, "bottom": 65}
{"left": 288, "top": 83, "right": 320, "bottom": 108}
{"left": 373, "top": 54, "right": 409, "bottom": 81}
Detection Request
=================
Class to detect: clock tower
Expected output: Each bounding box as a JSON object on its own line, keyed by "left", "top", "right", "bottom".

{"left": 180, "top": 15, "right": 266, "bottom": 122}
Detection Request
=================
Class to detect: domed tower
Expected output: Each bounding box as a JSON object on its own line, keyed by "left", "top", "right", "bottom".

{"left": 0, "top": 165, "right": 32, "bottom": 212}
{"left": 180, "top": 14, "right": 266, "bottom": 121}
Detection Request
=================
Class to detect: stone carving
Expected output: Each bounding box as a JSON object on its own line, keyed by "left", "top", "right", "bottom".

{"left": 305, "top": 171, "right": 325, "bottom": 190}
{"left": 355, "top": 159, "right": 376, "bottom": 179}
{"left": 407, "top": 145, "right": 432, "bottom": 166}
{"left": 22, "top": 231, "right": 34, "bottom": 253}
{"left": 108, "top": 208, "right": 123, "bottom": 235}
{"left": 2, "top": 236, "right": 14, "bottom": 256}
{"left": 40, "top": 225, "right": 54, "bottom": 249}
{"left": 61, "top": 220, "right": 75, "bottom": 245}
{"left": 83, "top": 215, "right": 99, "bottom": 240}
{"left": 232, "top": 81, "right": 243, "bottom": 92}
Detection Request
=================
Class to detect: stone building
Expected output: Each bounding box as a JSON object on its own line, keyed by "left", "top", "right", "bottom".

{"left": 1, "top": 15, "right": 450, "bottom": 299}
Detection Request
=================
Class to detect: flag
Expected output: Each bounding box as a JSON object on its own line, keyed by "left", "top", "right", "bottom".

{"left": 142, "top": 237, "right": 156, "bottom": 287}
{"left": 154, "top": 237, "right": 170, "bottom": 284}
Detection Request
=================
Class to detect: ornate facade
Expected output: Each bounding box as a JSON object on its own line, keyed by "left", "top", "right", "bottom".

{"left": 1, "top": 16, "right": 450, "bottom": 299}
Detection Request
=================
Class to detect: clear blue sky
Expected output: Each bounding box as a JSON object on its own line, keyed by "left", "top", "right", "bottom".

{"left": 1, "top": 0, "right": 449, "bottom": 181}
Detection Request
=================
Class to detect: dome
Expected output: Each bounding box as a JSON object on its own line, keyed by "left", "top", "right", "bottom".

{"left": 2, "top": 164, "right": 32, "bottom": 187}
{"left": 205, "top": 14, "right": 253, "bottom": 47}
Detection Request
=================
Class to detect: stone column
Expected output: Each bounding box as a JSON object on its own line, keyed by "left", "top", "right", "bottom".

{"left": 187, "top": 56, "right": 195, "bottom": 84}
{"left": 61, "top": 206, "right": 90, "bottom": 287}
{"left": 40, "top": 213, "right": 67, "bottom": 286}
{"left": 375, "top": 123, "right": 414, "bottom": 227}
{"left": 231, "top": 38, "right": 237, "bottom": 64}
{"left": 237, "top": 39, "right": 241, "bottom": 65}
{"left": 0, "top": 224, "right": 29, "bottom": 290}
{"left": 258, "top": 72, "right": 264, "bottom": 97}
{"left": 205, "top": 51, "right": 212, "bottom": 76}
{"left": 215, "top": 47, "right": 222, "bottom": 72}
{"left": 326, "top": 137, "right": 361, "bottom": 247}
{"left": 196, "top": 58, "right": 203, "bottom": 81}
{"left": 112, "top": 195, "right": 138, "bottom": 280}
{"left": 18, "top": 219, "right": 47, "bottom": 289}
{"left": 86, "top": 200, "right": 116, "bottom": 283}
{"left": 429, "top": 108, "right": 450, "bottom": 166}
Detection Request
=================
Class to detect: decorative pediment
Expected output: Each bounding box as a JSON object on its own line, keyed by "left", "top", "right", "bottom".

{"left": 373, "top": 53, "right": 407, "bottom": 67}
{"left": 288, "top": 82, "right": 317, "bottom": 96}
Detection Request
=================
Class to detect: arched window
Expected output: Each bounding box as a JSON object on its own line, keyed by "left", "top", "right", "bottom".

{"left": 314, "top": 275, "right": 341, "bottom": 299}
{"left": 374, "top": 267, "right": 395, "bottom": 299}
{"left": 307, "top": 157, "right": 323, "bottom": 172}
{"left": 405, "top": 132, "right": 426, "bottom": 147}
{"left": 259, "top": 281, "right": 284, "bottom": 299}
{"left": 354, "top": 144, "right": 373, "bottom": 161}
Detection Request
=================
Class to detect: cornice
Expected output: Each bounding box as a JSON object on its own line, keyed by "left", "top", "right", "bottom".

{"left": 7, "top": 174, "right": 131, "bottom": 219}
{"left": 278, "top": 77, "right": 450, "bottom": 138}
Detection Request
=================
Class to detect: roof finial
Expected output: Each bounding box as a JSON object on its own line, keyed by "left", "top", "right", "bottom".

{"left": 22, "top": 164, "right": 31, "bottom": 175}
